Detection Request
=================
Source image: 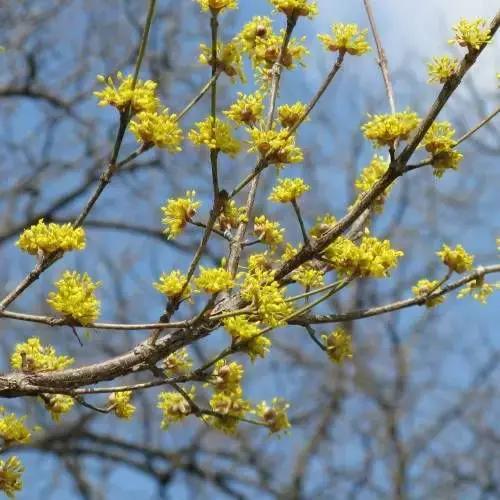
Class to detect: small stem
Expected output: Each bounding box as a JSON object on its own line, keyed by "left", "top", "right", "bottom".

{"left": 292, "top": 199, "right": 309, "bottom": 245}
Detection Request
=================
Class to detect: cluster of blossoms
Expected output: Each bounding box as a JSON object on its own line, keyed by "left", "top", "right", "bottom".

{"left": 282, "top": 243, "right": 325, "bottom": 288}
{"left": 42, "top": 394, "right": 75, "bottom": 422}
{"left": 11, "top": 337, "right": 74, "bottom": 372}
{"left": 157, "top": 387, "right": 196, "bottom": 429}
{"left": 16, "top": 219, "right": 85, "bottom": 255}
{"left": 161, "top": 191, "right": 201, "bottom": 239}
{"left": 278, "top": 102, "right": 309, "bottom": 129}
{"left": 412, "top": 279, "right": 446, "bottom": 308}
{"left": 47, "top": 271, "right": 101, "bottom": 325}
{"left": 108, "top": 391, "right": 136, "bottom": 419}
{"left": 223, "top": 316, "right": 271, "bottom": 361}
{"left": 0, "top": 456, "right": 24, "bottom": 498}
{"left": 255, "top": 398, "right": 291, "bottom": 434}
{"left": 199, "top": 40, "right": 245, "bottom": 81}
{"left": 458, "top": 276, "right": 499, "bottom": 304}
{"left": 270, "top": 0, "right": 318, "bottom": 19}
{"left": 224, "top": 91, "right": 264, "bottom": 127}
{"left": 164, "top": 348, "right": 193, "bottom": 375}
{"left": 194, "top": 267, "right": 234, "bottom": 294}
{"left": 318, "top": 23, "right": 371, "bottom": 56}
{"left": 248, "top": 127, "right": 304, "bottom": 166}
{"left": 450, "top": 18, "right": 491, "bottom": 51}
{"left": 254, "top": 215, "right": 285, "bottom": 247}
{"left": 188, "top": 117, "right": 241, "bottom": 156}
{"left": 354, "top": 155, "right": 391, "bottom": 212}
{"left": 437, "top": 244, "right": 474, "bottom": 273}
{"left": 427, "top": 55, "right": 459, "bottom": 84}
{"left": 154, "top": 270, "right": 191, "bottom": 300}
{"left": 422, "top": 121, "right": 463, "bottom": 177}
{"left": 269, "top": 177, "right": 310, "bottom": 203}
{"left": 324, "top": 232, "right": 404, "bottom": 278}
{"left": 321, "top": 329, "right": 353, "bottom": 364}
{"left": 0, "top": 408, "right": 32, "bottom": 447}
{"left": 196, "top": 0, "right": 237, "bottom": 14}
{"left": 216, "top": 199, "right": 246, "bottom": 232}
{"left": 361, "top": 109, "right": 421, "bottom": 148}
{"left": 95, "top": 72, "right": 183, "bottom": 152}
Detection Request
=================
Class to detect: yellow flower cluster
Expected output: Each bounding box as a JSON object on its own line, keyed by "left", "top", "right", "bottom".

{"left": 210, "top": 360, "right": 244, "bottom": 394}
{"left": 325, "top": 234, "right": 404, "bottom": 278}
{"left": 309, "top": 213, "right": 337, "bottom": 239}
{"left": 437, "top": 244, "right": 474, "bottom": 273}
{"left": 164, "top": 348, "right": 193, "bottom": 375}
{"left": 427, "top": 55, "right": 459, "bottom": 84}
{"left": 270, "top": 0, "right": 318, "bottom": 19}
{"left": 412, "top": 279, "right": 445, "bottom": 308}
{"left": 292, "top": 266, "right": 324, "bottom": 288}
{"left": 269, "top": 177, "right": 310, "bottom": 203}
{"left": 224, "top": 92, "right": 264, "bottom": 126}
{"left": 199, "top": 41, "right": 244, "bottom": 82}
{"left": 321, "top": 328, "right": 353, "bottom": 363}
{"left": 16, "top": 219, "right": 85, "bottom": 256}
{"left": 161, "top": 191, "right": 201, "bottom": 239}
{"left": 0, "top": 456, "right": 24, "bottom": 498}
{"left": 0, "top": 409, "right": 31, "bottom": 446}
{"left": 47, "top": 271, "right": 101, "bottom": 325}
{"left": 130, "top": 110, "right": 183, "bottom": 152}
{"left": 94, "top": 72, "right": 159, "bottom": 114}
{"left": 254, "top": 215, "right": 285, "bottom": 247}
{"left": 255, "top": 397, "right": 291, "bottom": 434}
{"left": 194, "top": 266, "right": 234, "bottom": 293}
{"left": 108, "top": 391, "right": 135, "bottom": 419}
{"left": 422, "top": 121, "right": 463, "bottom": 177}
{"left": 450, "top": 18, "right": 491, "bottom": 51}
{"left": 354, "top": 155, "right": 391, "bottom": 212}
{"left": 318, "top": 23, "right": 371, "bottom": 56}
{"left": 188, "top": 116, "right": 240, "bottom": 156}
{"left": 458, "top": 277, "right": 499, "bottom": 304}
{"left": 237, "top": 16, "right": 273, "bottom": 53}
{"left": 196, "top": 0, "right": 237, "bottom": 14}
{"left": 240, "top": 268, "right": 293, "bottom": 326}
{"left": 217, "top": 199, "right": 246, "bottom": 232}
{"left": 154, "top": 270, "right": 191, "bottom": 299}
{"left": 43, "top": 394, "right": 75, "bottom": 422}
{"left": 223, "top": 316, "right": 271, "bottom": 361}
{"left": 361, "top": 110, "right": 420, "bottom": 148}
{"left": 157, "top": 387, "right": 195, "bottom": 429}
{"left": 248, "top": 127, "right": 303, "bottom": 166}
{"left": 11, "top": 337, "right": 74, "bottom": 372}
{"left": 278, "top": 102, "right": 308, "bottom": 129}
{"left": 209, "top": 389, "right": 250, "bottom": 434}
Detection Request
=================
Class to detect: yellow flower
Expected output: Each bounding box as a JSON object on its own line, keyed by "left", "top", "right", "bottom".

{"left": 291, "top": 266, "right": 324, "bottom": 288}
{"left": 449, "top": 18, "right": 491, "bottom": 51}
{"left": 223, "top": 316, "right": 271, "bottom": 361}
{"left": 188, "top": 117, "right": 240, "bottom": 156}
{"left": 248, "top": 127, "right": 303, "bottom": 166}
{"left": 161, "top": 191, "right": 201, "bottom": 239}
{"left": 0, "top": 409, "right": 31, "bottom": 446}
{"left": 254, "top": 215, "right": 285, "bottom": 247}
{"left": 157, "top": 387, "right": 195, "bottom": 429}
{"left": 108, "top": 391, "right": 135, "bottom": 419}
{"left": 277, "top": 102, "right": 308, "bottom": 129}
{"left": 210, "top": 360, "right": 244, "bottom": 393}
{"left": 251, "top": 31, "right": 309, "bottom": 70}
{"left": 270, "top": 0, "right": 318, "bottom": 19}
{"left": 309, "top": 214, "right": 337, "bottom": 239}
{"left": 164, "top": 348, "right": 193, "bottom": 375}
{"left": 16, "top": 219, "right": 85, "bottom": 255}
{"left": 10, "top": 337, "right": 74, "bottom": 372}
{"left": 240, "top": 269, "right": 293, "bottom": 326}
{"left": 269, "top": 177, "right": 310, "bottom": 203}
{"left": 129, "top": 110, "right": 183, "bottom": 152}
{"left": 0, "top": 456, "right": 24, "bottom": 498}
{"left": 94, "top": 72, "right": 159, "bottom": 114}
{"left": 421, "top": 121, "right": 463, "bottom": 177}
{"left": 321, "top": 329, "right": 353, "bottom": 363}
{"left": 437, "top": 244, "right": 474, "bottom": 273}
{"left": 209, "top": 388, "right": 250, "bottom": 434}
{"left": 199, "top": 40, "right": 244, "bottom": 82}
{"left": 255, "top": 397, "right": 291, "bottom": 434}
{"left": 361, "top": 109, "right": 420, "bottom": 148}
{"left": 43, "top": 394, "right": 74, "bottom": 422}
{"left": 153, "top": 270, "right": 191, "bottom": 299}
{"left": 427, "top": 55, "right": 459, "bottom": 84}
{"left": 237, "top": 16, "right": 273, "bottom": 53}
{"left": 194, "top": 267, "right": 234, "bottom": 293}
{"left": 458, "top": 276, "right": 499, "bottom": 304}
{"left": 47, "top": 271, "right": 101, "bottom": 325}
{"left": 196, "top": 0, "right": 237, "bottom": 14}
{"left": 224, "top": 91, "right": 264, "bottom": 126}
{"left": 412, "top": 279, "right": 445, "bottom": 308}
{"left": 216, "top": 199, "right": 246, "bottom": 232}
{"left": 325, "top": 234, "right": 404, "bottom": 278}
{"left": 318, "top": 23, "right": 370, "bottom": 56}
{"left": 354, "top": 155, "right": 391, "bottom": 212}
